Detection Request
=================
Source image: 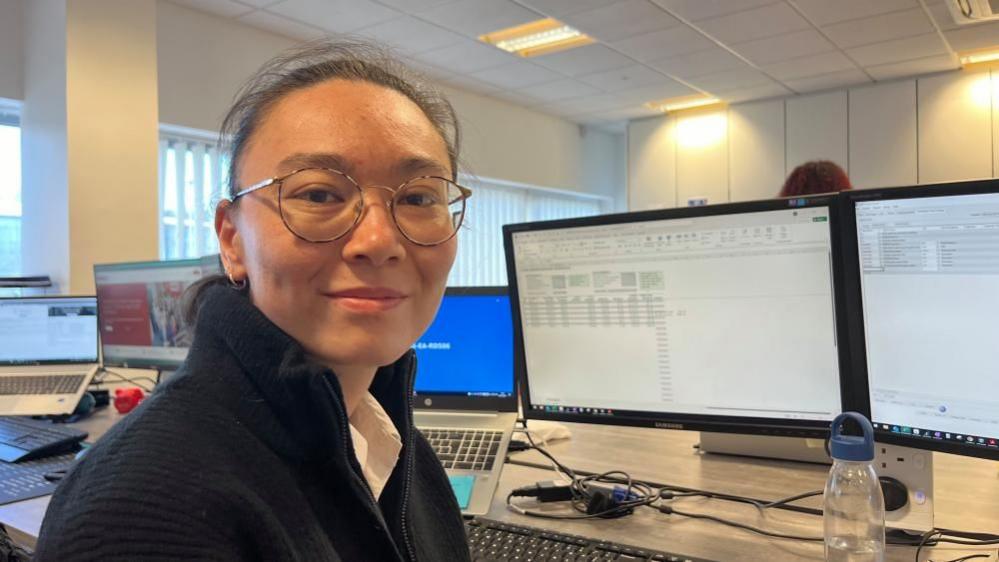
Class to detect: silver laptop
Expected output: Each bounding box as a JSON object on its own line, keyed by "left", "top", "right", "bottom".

{"left": 0, "top": 296, "right": 99, "bottom": 415}
{"left": 413, "top": 286, "right": 517, "bottom": 516}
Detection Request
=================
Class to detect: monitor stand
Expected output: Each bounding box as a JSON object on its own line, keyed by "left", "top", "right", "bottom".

{"left": 698, "top": 432, "right": 831, "bottom": 464}
{"left": 699, "top": 434, "right": 935, "bottom": 534}
{"left": 876, "top": 443, "right": 934, "bottom": 534}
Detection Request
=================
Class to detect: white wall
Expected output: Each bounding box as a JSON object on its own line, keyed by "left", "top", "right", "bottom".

{"left": 0, "top": 0, "right": 23, "bottom": 101}
{"left": 156, "top": 0, "right": 603, "bottom": 196}
{"left": 580, "top": 127, "right": 626, "bottom": 212}
{"left": 628, "top": 64, "right": 999, "bottom": 210}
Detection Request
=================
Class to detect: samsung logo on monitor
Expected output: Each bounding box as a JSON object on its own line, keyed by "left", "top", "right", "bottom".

{"left": 654, "top": 422, "right": 685, "bottom": 430}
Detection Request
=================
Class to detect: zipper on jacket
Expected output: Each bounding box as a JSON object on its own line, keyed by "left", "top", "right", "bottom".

{"left": 321, "top": 376, "right": 405, "bottom": 561}
{"left": 398, "top": 357, "right": 418, "bottom": 562}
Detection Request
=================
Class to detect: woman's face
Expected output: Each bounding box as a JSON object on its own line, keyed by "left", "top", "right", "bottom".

{"left": 217, "top": 79, "right": 456, "bottom": 371}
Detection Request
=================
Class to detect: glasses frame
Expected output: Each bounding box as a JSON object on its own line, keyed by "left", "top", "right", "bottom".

{"left": 231, "top": 167, "right": 472, "bottom": 246}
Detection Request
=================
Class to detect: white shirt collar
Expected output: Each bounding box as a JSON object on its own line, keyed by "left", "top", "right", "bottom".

{"left": 348, "top": 391, "right": 402, "bottom": 500}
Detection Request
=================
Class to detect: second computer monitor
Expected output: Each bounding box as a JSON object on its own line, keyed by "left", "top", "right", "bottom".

{"left": 504, "top": 196, "right": 850, "bottom": 436}
{"left": 93, "top": 255, "right": 221, "bottom": 370}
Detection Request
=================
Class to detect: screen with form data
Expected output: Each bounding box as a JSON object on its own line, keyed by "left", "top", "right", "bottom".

{"left": 0, "top": 297, "right": 99, "bottom": 365}
{"left": 855, "top": 191, "right": 999, "bottom": 454}
{"left": 508, "top": 201, "right": 844, "bottom": 431}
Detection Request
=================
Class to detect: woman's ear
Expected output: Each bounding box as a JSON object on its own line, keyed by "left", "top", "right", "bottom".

{"left": 216, "top": 200, "right": 246, "bottom": 280}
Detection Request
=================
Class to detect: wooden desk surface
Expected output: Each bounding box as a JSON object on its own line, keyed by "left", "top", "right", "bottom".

{"left": 490, "top": 423, "right": 999, "bottom": 562}
{"left": 2, "top": 412, "right": 997, "bottom": 561}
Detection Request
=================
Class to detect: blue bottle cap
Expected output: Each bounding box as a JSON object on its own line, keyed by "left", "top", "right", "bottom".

{"left": 829, "top": 412, "right": 875, "bottom": 461}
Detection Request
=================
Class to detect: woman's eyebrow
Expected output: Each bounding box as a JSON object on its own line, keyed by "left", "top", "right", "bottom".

{"left": 277, "top": 153, "right": 450, "bottom": 179}
{"left": 394, "top": 156, "right": 450, "bottom": 178}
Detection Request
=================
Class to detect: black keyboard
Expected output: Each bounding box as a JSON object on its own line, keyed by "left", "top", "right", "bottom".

{"left": 421, "top": 427, "right": 502, "bottom": 471}
{"left": 0, "top": 417, "right": 87, "bottom": 463}
{"left": 0, "top": 452, "right": 76, "bottom": 506}
{"left": 0, "top": 374, "right": 86, "bottom": 395}
{"left": 466, "top": 518, "right": 718, "bottom": 562}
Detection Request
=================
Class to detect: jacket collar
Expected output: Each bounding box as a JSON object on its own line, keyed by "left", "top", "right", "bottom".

{"left": 192, "top": 284, "right": 416, "bottom": 464}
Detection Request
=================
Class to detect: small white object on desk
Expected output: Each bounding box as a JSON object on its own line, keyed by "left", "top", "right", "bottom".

{"left": 514, "top": 420, "right": 571, "bottom": 446}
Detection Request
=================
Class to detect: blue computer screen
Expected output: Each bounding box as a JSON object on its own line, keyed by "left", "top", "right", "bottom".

{"left": 413, "top": 294, "right": 513, "bottom": 397}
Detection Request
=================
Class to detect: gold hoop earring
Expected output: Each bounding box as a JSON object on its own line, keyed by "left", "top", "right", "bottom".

{"left": 227, "top": 271, "right": 248, "bottom": 291}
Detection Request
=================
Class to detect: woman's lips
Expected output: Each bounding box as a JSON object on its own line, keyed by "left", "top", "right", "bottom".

{"left": 326, "top": 287, "right": 407, "bottom": 313}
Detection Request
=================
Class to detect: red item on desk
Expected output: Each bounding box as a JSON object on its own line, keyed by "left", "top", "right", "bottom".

{"left": 114, "top": 388, "right": 146, "bottom": 414}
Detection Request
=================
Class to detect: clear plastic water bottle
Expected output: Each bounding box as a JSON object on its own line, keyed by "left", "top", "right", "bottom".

{"left": 824, "top": 412, "right": 885, "bottom": 562}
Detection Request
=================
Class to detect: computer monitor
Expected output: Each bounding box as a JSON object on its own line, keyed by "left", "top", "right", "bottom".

{"left": 842, "top": 179, "right": 999, "bottom": 462}
{"left": 504, "top": 196, "right": 851, "bottom": 438}
{"left": 0, "top": 296, "right": 99, "bottom": 365}
{"left": 93, "top": 255, "right": 222, "bottom": 370}
{"left": 412, "top": 286, "right": 516, "bottom": 412}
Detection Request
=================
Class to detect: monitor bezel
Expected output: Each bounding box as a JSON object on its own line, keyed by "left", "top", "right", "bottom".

{"left": 503, "top": 195, "right": 853, "bottom": 438}
{"left": 841, "top": 178, "right": 999, "bottom": 461}
{"left": 412, "top": 285, "right": 518, "bottom": 412}
{"left": 93, "top": 256, "right": 221, "bottom": 370}
{"left": 0, "top": 295, "right": 99, "bottom": 366}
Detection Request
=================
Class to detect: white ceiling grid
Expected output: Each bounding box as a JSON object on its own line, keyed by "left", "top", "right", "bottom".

{"left": 169, "top": 0, "right": 999, "bottom": 131}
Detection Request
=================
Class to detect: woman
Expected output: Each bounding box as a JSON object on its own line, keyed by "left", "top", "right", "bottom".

{"left": 779, "top": 160, "right": 852, "bottom": 197}
{"left": 36, "top": 42, "right": 472, "bottom": 561}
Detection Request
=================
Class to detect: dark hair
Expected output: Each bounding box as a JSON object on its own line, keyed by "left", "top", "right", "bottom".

{"left": 779, "top": 160, "right": 852, "bottom": 197}
{"left": 185, "top": 40, "right": 463, "bottom": 324}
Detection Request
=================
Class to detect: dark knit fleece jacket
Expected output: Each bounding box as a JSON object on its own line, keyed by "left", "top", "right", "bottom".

{"left": 35, "top": 284, "right": 470, "bottom": 561}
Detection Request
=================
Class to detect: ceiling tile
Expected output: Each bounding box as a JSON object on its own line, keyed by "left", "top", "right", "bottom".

{"left": 942, "top": 20, "right": 999, "bottom": 51}
{"left": 761, "top": 50, "right": 857, "bottom": 80}
{"left": 238, "top": 10, "right": 327, "bottom": 40}
{"left": 399, "top": 56, "right": 454, "bottom": 80}
{"left": 583, "top": 106, "right": 662, "bottom": 121}
{"left": 864, "top": 53, "right": 959, "bottom": 80}
{"left": 266, "top": 0, "right": 400, "bottom": 33}
{"left": 532, "top": 43, "right": 636, "bottom": 77}
{"left": 413, "top": 0, "right": 543, "bottom": 38}
{"left": 648, "top": 47, "right": 747, "bottom": 79}
{"left": 494, "top": 90, "right": 546, "bottom": 107}
{"left": 547, "top": 93, "right": 624, "bottom": 114}
{"left": 415, "top": 38, "right": 516, "bottom": 74}
{"left": 683, "top": 67, "right": 773, "bottom": 92}
{"left": 470, "top": 61, "right": 566, "bottom": 89}
{"left": 233, "top": 0, "right": 284, "bottom": 8}
{"left": 791, "top": 0, "right": 917, "bottom": 26}
{"left": 650, "top": 0, "right": 777, "bottom": 22}
{"left": 610, "top": 25, "right": 716, "bottom": 62}
{"left": 561, "top": 0, "right": 680, "bottom": 43}
{"left": 823, "top": 7, "right": 935, "bottom": 49}
{"left": 719, "top": 82, "right": 792, "bottom": 103}
{"left": 577, "top": 64, "right": 677, "bottom": 93}
{"left": 355, "top": 16, "right": 465, "bottom": 55}
{"left": 695, "top": 3, "right": 811, "bottom": 44}
{"left": 441, "top": 73, "right": 503, "bottom": 95}
{"left": 517, "top": 78, "right": 602, "bottom": 101}
{"left": 372, "top": 0, "right": 458, "bottom": 13}
{"left": 171, "top": 0, "right": 256, "bottom": 18}
{"left": 615, "top": 81, "right": 698, "bottom": 104}
{"left": 732, "top": 29, "right": 836, "bottom": 65}
{"left": 923, "top": 0, "right": 961, "bottom": 31}
{"left": 517, "top": 0, "right": 619, "bottom": 18}
{"left": 846, "top": 33, "right": 947, "bottom": 67}
{"left": 782, "top": 68, "right": 871, "bottom": 93}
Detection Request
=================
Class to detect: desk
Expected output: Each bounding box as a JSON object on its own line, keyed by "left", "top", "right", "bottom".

{"left": 2, "top": 416, "right": 996, "bottom": 561}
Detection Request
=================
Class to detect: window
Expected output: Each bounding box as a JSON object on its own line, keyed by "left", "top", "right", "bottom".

{"left": 449, "top": 175, "right": 608, "bottom": 286}
{"left": 158, "top": 125, "right": 227, "bottom": 260}
{"left": 0, "top": 102, "right": 21, "bottom": 276}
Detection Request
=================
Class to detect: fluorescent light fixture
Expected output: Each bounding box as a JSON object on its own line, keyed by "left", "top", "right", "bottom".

{"left": 645, "top": 94, "right": 722, "bottom": 113}
{"left": 960, "top": 48, "right": 999, "bottom": 65}
{"left": 479, "top": 18, "right": 594, "bottom": 58}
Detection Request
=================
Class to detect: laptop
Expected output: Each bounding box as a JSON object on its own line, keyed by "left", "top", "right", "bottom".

{"left": 413, "top": 286, "right": 517, "bottom": 516}
{"left": 0, "top": 296, "right": 100, "bottom": 415}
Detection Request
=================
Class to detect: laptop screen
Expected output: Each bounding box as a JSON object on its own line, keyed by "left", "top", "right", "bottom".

{"left": 413, "top": 288, "right": 514, "bottom": 398}
{"left": 0, "top": 296, "right": 99, "bottom": 365}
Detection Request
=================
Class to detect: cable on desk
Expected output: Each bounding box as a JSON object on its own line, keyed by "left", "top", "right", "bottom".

{"left": 656, "top": 504, "right": 823, "bottom": 542}
{"left": 89, "top": 368, "right": 157, "bottom": 393}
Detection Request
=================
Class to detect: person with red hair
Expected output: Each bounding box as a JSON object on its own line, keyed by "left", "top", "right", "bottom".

{"left": 779, "top": 160, "right": 852, "bottom": 197}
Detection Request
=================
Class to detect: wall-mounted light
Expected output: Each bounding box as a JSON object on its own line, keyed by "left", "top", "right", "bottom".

{"left": 645, "top": 94, "right": 723, "bottom": 114}
{"left": 479, "top": 18, "right": 594, "bottom": 58}
{"left": 959, "top": 48, "right": 999, "bottom": 65}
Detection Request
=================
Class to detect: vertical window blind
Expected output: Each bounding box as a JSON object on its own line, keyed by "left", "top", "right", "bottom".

{"left": 158, "top": 126, "right": 227, "bottom": 261}
{"left": 157, "top": 127, "right": 609, "bottom": 287}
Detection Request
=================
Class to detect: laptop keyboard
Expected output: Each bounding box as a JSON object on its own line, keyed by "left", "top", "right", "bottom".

{"left": 421, "top": 427, "right": 503, "bottom": 471}
{"left": 0, "top": 375, "right": 86, "bottom": 396}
